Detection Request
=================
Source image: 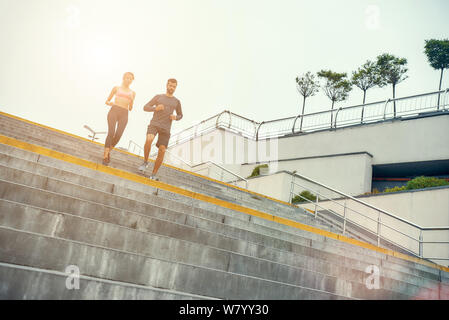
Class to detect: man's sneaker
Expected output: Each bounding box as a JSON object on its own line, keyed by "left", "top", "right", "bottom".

{"left": 138, "top": 162, "right": 148, "bottom": 172}
{"left": 149, "top": 175, "right": 159, "bottom": 181}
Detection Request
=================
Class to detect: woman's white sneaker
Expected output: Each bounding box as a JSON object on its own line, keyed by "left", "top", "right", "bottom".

{"left": 138, "top": 162, "right": 148, "bottom": 172}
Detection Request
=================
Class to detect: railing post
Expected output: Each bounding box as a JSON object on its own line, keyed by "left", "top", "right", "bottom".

{"left": 444, "top": 88, "right": 449, "bottom": 111}
{"left": 314, "top": 195, "right": 319, "bottom": 220}
{"left": 256, "top": 122, "right": 264, "bottom": 141}
{"left": 194, "top": 123, "right": 199, "bottom": 137}
{"left": 289, "top": 175, "right": 295, "bottom": 204}
{"left": 383, "top": 99, "right": 391, "bottom": 120}
{"left": 253, "top": 122, "right": 258, "bottom": 140}
{"left": 342, "top": 200, "right": 347, "bottom": 235}
{"left": 361, "top": 105, "right": 365, "bottom": 124}
{"left": 215, "top": 111, "right": 225, "bottom": 128}
{"left": 377, "top": 214, "right": 382, "bottom": 246}
{"left": 334, "top": 107, "right": 342, "bottom": 129}
{"left": 419, "top": 230, "right": 423, "bottom": 258}
{"left": 292, "top": 115, "right": 300, "bottom": 134}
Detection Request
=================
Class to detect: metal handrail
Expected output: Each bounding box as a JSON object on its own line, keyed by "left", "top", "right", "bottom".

{"left": 163, "top": 149, "right": 249, "bottom": 188}
{"left": 165, "top": 89, "right": 449, "bottom": 148}
{"left": 291, "top": 180, "right": 420, "bottom": 245}
{"left": 290, "top": 171, "right": 423, "bottom": 228}
{"left": 165, "top": 149, "right": 192, "bottom": 168}
{"left": 202, "top": 160, "right": 249, "bottom": 188}
{"left": 128, "top": 140, "right": 144, "bottom": 156}
{"left": 288, "top": 171, "right": 449, "bottom": 264}
{"left": 383, "top": 99, "right": 391, "bottom": 120}
{"left": 127, "top": 139, "right": 247, "bottom": 187}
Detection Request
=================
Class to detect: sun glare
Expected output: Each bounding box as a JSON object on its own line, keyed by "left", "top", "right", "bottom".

{"left": 81, "top": 39, "right": 118, "bottom": 72}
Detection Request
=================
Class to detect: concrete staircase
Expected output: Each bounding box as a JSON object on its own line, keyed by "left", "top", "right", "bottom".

{"left": 0, "top": 111, "right": 448, "bottom": 300}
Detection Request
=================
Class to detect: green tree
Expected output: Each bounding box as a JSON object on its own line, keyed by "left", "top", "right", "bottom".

{"left": 424, "top": 39, "right": 449, "bottom": 108}
{"left": 296, "top": 71, "right": 319, "bottom": 131}
{"left": 352, "top": 60, "right": 383, "bottom": 105}
{"left": 376, "top": 53, "right": 408, "bottom": 117}
{"left": 317, "top": 70, "right": 352, "bottom": 127}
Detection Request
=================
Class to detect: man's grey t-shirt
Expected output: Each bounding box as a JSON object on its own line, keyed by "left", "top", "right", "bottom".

{"left": 143, "top": 94, "right": 182, "bottom": 132}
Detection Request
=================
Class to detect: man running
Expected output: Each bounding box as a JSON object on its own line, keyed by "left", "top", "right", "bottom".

{"left": 138, "top": 78, "right": 183, "bottom": 180}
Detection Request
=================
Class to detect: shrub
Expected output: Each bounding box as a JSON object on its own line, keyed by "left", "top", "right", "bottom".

{"left": 384, "top": 186, "right": 407, "bottom": 193}
{"left": 405, "top": 176, "right": 449, "bottom": 190}
{"left": 361, "top": 188, "right": 381, "bottom": 196}
{"left": 247, "top": 164, "right": 268, "bottom": 178}
{"left": 291, "top": 190, "right": 318, "bottom": 204}
{"left": 383, "top": 177, "right": 448, "bottom": 193}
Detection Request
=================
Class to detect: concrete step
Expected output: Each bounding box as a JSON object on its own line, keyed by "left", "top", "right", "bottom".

{"left": 0, "top": 177, "right": 446, "bottom": 293}
{"left": 0, "top": 139, "right": 306, "bottom": 228}
{"left": 0, "top": 114, "right": 449, "bottom": 299}
{"left": 0, "top": 162, "right": 338, "bottom": 244}
{"left": 1, "top": 142, "right": 446, "bottom": 282}
{"left": 0, "top": 118, "right": 236, "bottom": 190}
{"left": 2, "top": 198, "right": 440, "bottom": 299}
{"left": 0, "top": 116, "right": 296, "bottom": 213}
{"left": 0, "top": 123, "right": 290, "bottom": 213}
{"left": 0, "top": 262, "right": 214, "bottom": 300}
{"left": 0, "top": 144, "right": 339, "bottom": 237}
{"left": 0, "top": 121, "right": 221, "bottom": 191}
{"left": 0, "top": 178, "right": 378, "bottom": 270}
{"left": 0, "top": 227, "right": 352, "bottom": 300}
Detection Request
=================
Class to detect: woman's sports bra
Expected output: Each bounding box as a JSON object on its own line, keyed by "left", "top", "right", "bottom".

{"left": 115, "top": 87, "right": 133, "bottom": 102}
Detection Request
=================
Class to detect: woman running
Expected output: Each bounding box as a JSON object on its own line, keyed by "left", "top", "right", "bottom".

{"left": 103, "top": 72, "right": 136, "bottom": 165}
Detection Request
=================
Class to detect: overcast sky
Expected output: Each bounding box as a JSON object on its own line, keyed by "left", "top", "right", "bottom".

{"left": 0, "top": 0, "right": 448, "bottom": 150}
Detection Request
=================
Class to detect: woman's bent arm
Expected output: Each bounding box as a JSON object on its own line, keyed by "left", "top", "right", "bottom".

{"left": 105, "top": 87, "right": 117, "bottom": 106}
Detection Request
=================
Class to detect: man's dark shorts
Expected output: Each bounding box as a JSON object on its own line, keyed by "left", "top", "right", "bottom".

{"left": 147, "top": 124, "right": 171, "bottom": 148}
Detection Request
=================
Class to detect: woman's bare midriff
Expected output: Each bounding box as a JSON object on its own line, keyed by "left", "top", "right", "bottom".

{"left": 114, "top": 87, "right": 133, "bottom": 110}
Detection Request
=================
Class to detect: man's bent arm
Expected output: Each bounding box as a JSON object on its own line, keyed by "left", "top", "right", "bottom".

{"left": 175, "top": 101, "right": 183, "bottom": 121}
{"left": 143, "top": 95, "right": 159, "bottom": 112}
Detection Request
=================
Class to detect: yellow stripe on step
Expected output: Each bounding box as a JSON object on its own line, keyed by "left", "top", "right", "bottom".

{"left": 0, "top": 133, "right": 448, "bottom": 274}
{"left": 0, "top": 110, "right": 295, "bottom": 208}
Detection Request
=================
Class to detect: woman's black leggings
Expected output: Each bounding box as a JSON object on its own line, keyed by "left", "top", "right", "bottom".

{"left": 105, "top": 106, "right": 128, "bottom": 149}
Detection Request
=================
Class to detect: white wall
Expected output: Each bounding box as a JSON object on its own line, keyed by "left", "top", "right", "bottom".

{"left": 164, "top": 114, "right": 449, "bottom": 196}
{"left": 241, "top": 153, "right": 373, "bottom": 196}
{"left": 277, "top": 114, "right": 449, "bottom": 165}
{"left": 169, "top": 114, "right": 449, "bottom": 167}
{"left": 235, "top": 171, "right": 292, "bottom": 202}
